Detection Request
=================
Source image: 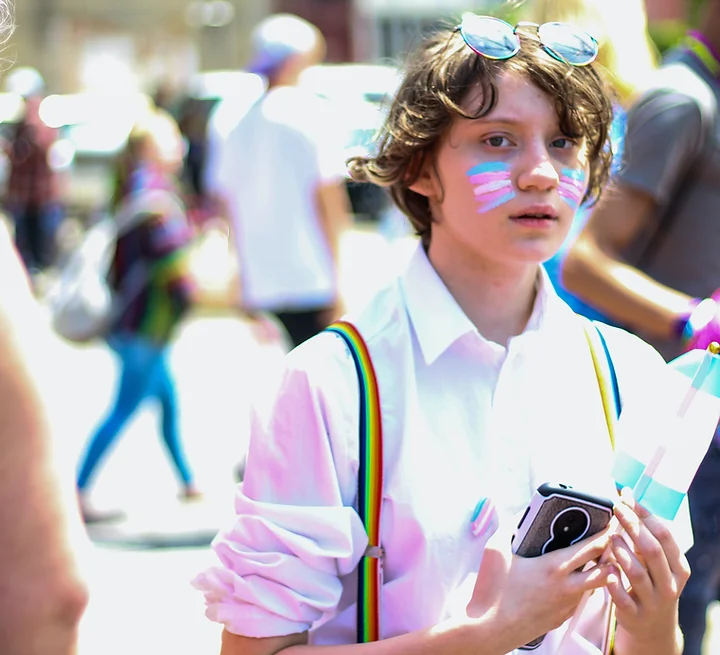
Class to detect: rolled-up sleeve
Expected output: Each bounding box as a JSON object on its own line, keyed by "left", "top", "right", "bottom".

{"left": 192, "top": 334, "right": 369, "bottom": 637}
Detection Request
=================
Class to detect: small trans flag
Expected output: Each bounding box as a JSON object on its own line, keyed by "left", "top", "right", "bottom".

{"left": 612, "top": 345, "right": 720, "bottom": 521}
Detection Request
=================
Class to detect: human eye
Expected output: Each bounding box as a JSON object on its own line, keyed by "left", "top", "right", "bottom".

{"left": 550, "top": 136, "right": 580, "bottom": 150}
{"left": 483, "top": 134, "right": 514, "bottom": 148}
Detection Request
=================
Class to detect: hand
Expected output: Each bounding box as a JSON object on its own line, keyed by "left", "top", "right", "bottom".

{"left": 467, "top": 515, "right": 613, "bottom": 650}
{"left": 608, "top": 490, "right": 690, "bottom": 652}
{"left": 682, "top": 290, "right": 720, "bottom": 351}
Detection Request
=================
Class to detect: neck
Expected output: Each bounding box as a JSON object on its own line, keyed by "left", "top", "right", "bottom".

{"left": 266, "top": 61, "right": 304, "bottom": 89}
{"left": 427, "top": 241, "right": 539, "bottom": 347}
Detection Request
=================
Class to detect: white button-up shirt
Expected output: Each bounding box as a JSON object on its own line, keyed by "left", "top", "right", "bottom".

{"left": 194, "top": 243, "right": 692, "bottom": 653}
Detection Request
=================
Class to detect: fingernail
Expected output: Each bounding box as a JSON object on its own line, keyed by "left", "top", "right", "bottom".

{"left": 607, "top": 565, "right": 620, "bottom": 585}
{"left": 621, "top": 487, "right": 635, "bottom": 504}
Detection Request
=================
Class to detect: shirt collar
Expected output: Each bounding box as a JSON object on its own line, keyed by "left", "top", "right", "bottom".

{"left": 400, "top": 243, "right": 556, "bottom": 365}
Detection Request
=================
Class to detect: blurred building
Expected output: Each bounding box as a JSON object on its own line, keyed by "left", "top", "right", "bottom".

{"left": 10, "top": 0, "right": 273, "bottom": 94}
{"left": 7, "top": 0, "right": 688, "bottom": 94}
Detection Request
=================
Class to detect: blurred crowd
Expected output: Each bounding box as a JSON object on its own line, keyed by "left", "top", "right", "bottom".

{"left": 3, "top": 0, "right": 720, "bottom": 654}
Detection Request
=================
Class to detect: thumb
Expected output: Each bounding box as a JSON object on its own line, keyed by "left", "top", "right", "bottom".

{"left": 467, "top": 509, "right": 515, "bottom": 616}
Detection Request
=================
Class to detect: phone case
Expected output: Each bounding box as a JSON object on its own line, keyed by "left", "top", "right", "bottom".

{"left": 511, "top": 483, "right": 614, "bottom": 558}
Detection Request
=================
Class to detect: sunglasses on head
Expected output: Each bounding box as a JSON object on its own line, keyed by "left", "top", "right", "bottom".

{"left": 457, "top": 14, "right": 598, "bottom": 67}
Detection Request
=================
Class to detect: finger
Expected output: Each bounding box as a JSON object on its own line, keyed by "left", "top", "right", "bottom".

{"left": 627, "top": 498, "right": 689, "bottom": 581}
{"left": 614, "top": 502, "right": 675, "bottom": 592}
{"left": 606, "top": 564, "right": 639, "bottom": 617}
{"left": 470, "top": 518, "right": 513, "bottom": 613}
{"left": 561, "top": 527, "right": 612, "bottom": 572}
{"left": 598, "top": 517, "right": 622, "bottom": 564}
{"left": 611, "top": 533, "right": 655, "bottom": 604}
{"left": 570, "top": 561, "right": 614, "bottom": 594}
{"left": 469, "top": 548, "right": 509, "bottom": 614}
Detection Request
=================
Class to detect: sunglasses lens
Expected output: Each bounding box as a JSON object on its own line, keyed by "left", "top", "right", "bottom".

{"left": 538, "top": 22, "right": 598, "bottom": 65}
{"left": 460, "top": 15, "right": 520, "bottom": 60}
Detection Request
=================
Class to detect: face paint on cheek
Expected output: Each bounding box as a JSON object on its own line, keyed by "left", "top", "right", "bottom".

{"left": 467, "top": 162, "right": 515, "bottom": 214}
{"left": 558, "top": 168, "right": 587, "bottom": 211}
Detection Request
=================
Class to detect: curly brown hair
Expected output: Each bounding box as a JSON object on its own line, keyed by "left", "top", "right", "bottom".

{"left": 348, "top": 22, "right": 614, "bottom": 246}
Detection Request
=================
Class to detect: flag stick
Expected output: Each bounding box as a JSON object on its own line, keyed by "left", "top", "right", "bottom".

{"left": 555, "top": 343, "right": 720, "bottom": 655}
{"left": 677, "top": 342, "right": 720, "bottom": 418}
{"left": 635, "top": 342, "right": 719, "bottom": 501}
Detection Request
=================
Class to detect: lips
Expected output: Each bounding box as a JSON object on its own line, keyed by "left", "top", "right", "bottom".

{"left": 510, "top": 205, "right": 559, "bottom": 221}
{"left": 513, "top": 213, "right": 557, "bottom": 220}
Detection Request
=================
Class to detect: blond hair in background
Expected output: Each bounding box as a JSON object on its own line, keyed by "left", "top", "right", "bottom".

{"left": 521, "top": 0, "right": 659, "bottom": 105}
{"left": 111, "top": 106, "right": 184, "bottom": 210}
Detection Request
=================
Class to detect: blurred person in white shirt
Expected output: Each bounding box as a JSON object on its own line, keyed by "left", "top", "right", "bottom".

{"left": 206, "top": 13, "right": 352, "bottom": 348}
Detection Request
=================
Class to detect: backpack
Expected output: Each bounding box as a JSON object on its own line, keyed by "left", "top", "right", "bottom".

{"left": 48, "top": 189, "right": 186, "bottom": 342}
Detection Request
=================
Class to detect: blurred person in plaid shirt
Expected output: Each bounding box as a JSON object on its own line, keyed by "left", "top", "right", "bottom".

{"left": 2, "top": 67, "right": 64, "bottom": 277}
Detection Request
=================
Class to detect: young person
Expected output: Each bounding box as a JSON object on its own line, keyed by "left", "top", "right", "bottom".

{"left": 77, "top": 108, "right": 200, "bottom": 521}
{"left": 194, "top": 15, "right": 691, "bottom": 654}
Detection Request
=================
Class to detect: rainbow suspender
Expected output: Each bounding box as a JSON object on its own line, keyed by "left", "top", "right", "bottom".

{"left": 325, "top": 320, "right": 384, "bottom": 643}
{"left": 583, "top": 319, "right": 622, "bottom": 655}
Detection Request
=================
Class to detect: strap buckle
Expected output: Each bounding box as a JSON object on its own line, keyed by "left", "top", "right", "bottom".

{"left": 364, "top": 545, "right": 385, "bottom": 560}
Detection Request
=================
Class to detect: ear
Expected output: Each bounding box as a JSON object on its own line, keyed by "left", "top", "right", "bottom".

{"left": 407, "top": 152, "right": 439, "bottom": 200}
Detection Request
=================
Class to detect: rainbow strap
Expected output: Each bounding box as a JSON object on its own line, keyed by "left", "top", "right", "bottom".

{"left": 325, "top": 320, "right": 384, "bottom": 643}
{"left": 583, "top": 319, "right": 622, "bottom": 655}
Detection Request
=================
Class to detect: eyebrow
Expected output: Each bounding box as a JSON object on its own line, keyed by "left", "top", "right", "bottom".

{"left": 472, "top": 115, "right": 577, "bottom": 137}
{"left": 476, "top": 116, "right": 528, "bottom": 126}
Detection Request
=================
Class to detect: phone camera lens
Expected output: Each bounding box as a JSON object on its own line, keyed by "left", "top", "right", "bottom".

{"left": 542, "top": 507, "right": 591, "bottom": 554}
{"left": 559, "top": 508, "right": 588, "bottom": 532}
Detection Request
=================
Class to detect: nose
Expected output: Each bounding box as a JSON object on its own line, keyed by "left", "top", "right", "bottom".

{"left": 516, "top": 145, "right": 559, "bottom": 193}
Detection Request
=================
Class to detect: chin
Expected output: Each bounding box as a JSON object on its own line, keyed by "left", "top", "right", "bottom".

{"left": 514, "top": 248, "right": 559, "bottom": 266}
{"left": 513, "top": 239, "right": 564, "bottom": 264}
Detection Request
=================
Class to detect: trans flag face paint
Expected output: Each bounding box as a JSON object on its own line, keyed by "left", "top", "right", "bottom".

{"left": 467, "top": 162, "right": 515, "bottom": 214}
{"left": 558, "top": 168, "right": 586, "bottom": 211}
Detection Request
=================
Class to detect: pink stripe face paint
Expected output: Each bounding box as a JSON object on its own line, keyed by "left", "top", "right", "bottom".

{"left": 558, "top": 168, "right": 586, "bottom": 211}
{"left": 467, "top": 162, "right": 515, "bottom": 214}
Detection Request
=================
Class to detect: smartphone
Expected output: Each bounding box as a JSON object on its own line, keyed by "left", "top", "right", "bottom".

{"left": 511, "top": 482, "right": 615, "bottom": 558}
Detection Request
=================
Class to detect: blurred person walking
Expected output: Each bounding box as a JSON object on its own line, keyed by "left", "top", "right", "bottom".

{"left": 206, "top": 13, "right": 352, "bottom": 349}
{"left": 561, "top": 3, "right": 720, "bottom": 652}
{"left": 520, "top": 0, "right": 659, "bottom": 322}
{"left": 2, "top": 67, "right": 65, "bottom": 278}
{"left": 77, "top": 108, "right": 201, "bottom": 523}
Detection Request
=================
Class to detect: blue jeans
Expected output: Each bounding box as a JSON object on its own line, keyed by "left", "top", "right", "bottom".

{"left": 77, "top": 334, "right": 193, "bottom": 492}
{"left": 679, "top": 443, "right": 720, "bottom": 655}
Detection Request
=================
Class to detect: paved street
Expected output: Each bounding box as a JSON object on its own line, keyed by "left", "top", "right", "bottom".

{"left": 38, "top": 224, "right": 720, "bottom": 654}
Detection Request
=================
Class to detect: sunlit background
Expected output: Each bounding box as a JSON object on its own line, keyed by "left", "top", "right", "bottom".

{"left": 0, "top": 0, "right": 695, "bottom": 225}
{"left": 5, "top": 2, "right": 720, "bottom": 654}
